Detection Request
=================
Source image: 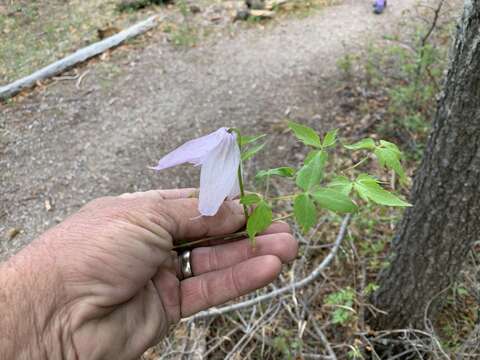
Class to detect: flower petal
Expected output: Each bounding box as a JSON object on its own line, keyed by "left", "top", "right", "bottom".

{"left": 199, "top": 133, "right": 240, "bottom": 216}
{"left": 227, "top": 169, "right": 241, "bottom": 200}
{"left": 153, "top": 128, "right": 228, "bottom": 171}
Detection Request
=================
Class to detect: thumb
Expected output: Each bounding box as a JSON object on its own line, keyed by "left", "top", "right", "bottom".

{"left": 160, "top": 198, "right": 246, "bottom": 242}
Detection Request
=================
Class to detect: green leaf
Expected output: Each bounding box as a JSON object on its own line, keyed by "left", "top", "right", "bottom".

{"left": 344, "top": 138, "right": 376, "bottom": 150}
{"left": 322, "top": 129, "right": 338, "bottom": 148}
{"left": 379, "top": 140, "right": 402, "bottom": 156}
{"left": 296, "top": 151, "right": 328, "bottom": 191}
{"left": 294, "top": 193, "right": 317, "bottom": 232}
{"left": 242, "top": 143, "right": 266, "bottom": 161}
{"left": 312, "top": 188, "right": 357, "bottom": 213}
{"left": 240, "top": 193, "right": 262, "bottom": 206}
{"left": 325, "top": 288, "right": 355, "bottom": 305}
{"left": 353, "top": 174, "right": 411, "bottom": 207}
{"left": 325, "top": 288, "right": 355, "bottom": 325}
{"left": 304, "top": 149, "right": 320, "bottom": 165}
{"left": 374, "top": 147, "right": 406, "bottom": 183}
{"left": 288, "top": 121, "right": 322, "bottom": 148}
{"left": 332, "top": 310, "right": 351, "bottom": 325}
{"left": 255, "top": 167, "right": 295, "bottom": 180}
{"left": 240, "top": 134, "right": 267, "bottom": 147}
{"left": 327, "top": 175, "right": 353, "bottom": 196}
{"left": 247, "top": 201, "right": 273, "bottom": 239}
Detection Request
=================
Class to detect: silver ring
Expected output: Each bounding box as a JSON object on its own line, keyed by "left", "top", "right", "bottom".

{"left": 180, "top": 250, "right": 193, "bottom": 279}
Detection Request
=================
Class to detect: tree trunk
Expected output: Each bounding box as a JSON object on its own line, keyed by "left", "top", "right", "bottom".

{"left": 369, "top": 0, "right": 480, "bottom": 330}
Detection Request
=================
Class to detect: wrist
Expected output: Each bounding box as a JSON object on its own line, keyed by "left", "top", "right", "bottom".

{"left": 0, "top": 241, "right": 73, "bottom": 359}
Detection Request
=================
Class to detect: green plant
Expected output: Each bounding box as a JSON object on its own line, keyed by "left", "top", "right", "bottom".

{"left": 170, "top": 26, "right": 197, "bottom": 47}
{"left": 162, "top": 122, "right": 410, "bottom": 251}
{"left": 363, "top": 43, "right": 384, "bottom": 87}
{"left": 240, "top": 122, "right": 410, "bottom": 244}
{"left": 170, "top": 0, "right": 198, "bottom": 47}
{"left": 347, "top": 345, "right": 364, "bottom": 359}
{"left": 273, "top": 334, "right": 303, "bottom": 359}
{"left": 117, "top": 0, "right": 171, "bottom": 13}
{"left": 325, "top": 287, "right": 356, "bottom": 325}
{"left": 339, "top": 18, "right": 449, "bottom": 158}
{"left": 177, "top": 0, "right": 190, "bottom": 17}
{"left": 337, "top": 53, "right": 355, "bottom": 79}
{"left": 363, "top": 282, "right": 379, "bottom": 296}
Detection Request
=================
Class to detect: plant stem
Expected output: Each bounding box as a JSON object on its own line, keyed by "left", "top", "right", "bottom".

{"left": 273, "top": 213, "right": 294, "bottom": 221}
{"left": 341, "top": 156, "right": 370, "bottom": 173}
{"left": 270, "top": 194, "right": 297, "bottom": 201}
{"left": 264, "top": 175, "right": 270, "bottom": 199}
{"left": 238, "top": 164, "right": 249, "bottom": 221}
{"left": 173, "top": 230, "right": 248, "bottom": 250}
{"left": 230, "top": 128, "right": 249, "bottom": 221}
{"left": 172, "top": 215, "right": 292, "bottom": 250}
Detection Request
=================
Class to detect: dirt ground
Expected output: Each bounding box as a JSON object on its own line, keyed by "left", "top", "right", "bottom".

{"left": 1, "top": 0, "right": 419, "bottom": 259}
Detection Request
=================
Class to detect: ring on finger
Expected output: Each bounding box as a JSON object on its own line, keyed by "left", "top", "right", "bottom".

{"left": 179, "top": 250, "right": 193, "bottom": 280}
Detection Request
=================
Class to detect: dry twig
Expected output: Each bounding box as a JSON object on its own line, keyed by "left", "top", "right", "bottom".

{"left": 185, "top": 215, "right": 351, "bottom": 321}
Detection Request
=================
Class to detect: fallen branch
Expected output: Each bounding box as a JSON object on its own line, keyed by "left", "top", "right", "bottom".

{"left": 0, "top": 15, "right": 159, "bottom": 100}
{"left": 185, "top": 215, "right": 351, "bottom": 321}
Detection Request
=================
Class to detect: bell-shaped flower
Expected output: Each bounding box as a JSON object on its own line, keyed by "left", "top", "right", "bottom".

{"left": 153, "top": 127, "right": 241, "bottom": 216}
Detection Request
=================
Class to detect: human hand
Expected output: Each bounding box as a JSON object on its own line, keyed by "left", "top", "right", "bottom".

{"left": 0, "top": 189, "right": 297, "bottom": 360}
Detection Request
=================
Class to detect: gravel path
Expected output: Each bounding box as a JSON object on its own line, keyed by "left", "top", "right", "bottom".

{"left": 1, "top": 0, "right": 418, "bottom": 258}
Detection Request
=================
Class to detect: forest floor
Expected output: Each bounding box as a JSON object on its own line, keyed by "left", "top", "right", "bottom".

{"left": 2, "top": 0, "right": 475, "bottom": 358}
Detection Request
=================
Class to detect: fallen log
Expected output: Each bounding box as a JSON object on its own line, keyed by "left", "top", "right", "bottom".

{"left": 0, "top": 15, "right": 159, "bottom": 100}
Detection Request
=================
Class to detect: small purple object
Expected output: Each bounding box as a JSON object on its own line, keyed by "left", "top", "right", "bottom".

{"left": 153, "top": 127, "right": 241, "bottom": 216}
{"left": 374, "top": 0, "right": 387, "bottom": 14}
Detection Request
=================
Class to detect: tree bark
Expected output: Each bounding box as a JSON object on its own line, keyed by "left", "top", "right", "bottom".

{"left": 369, "top": 0, "right": 480, "bottom": 330}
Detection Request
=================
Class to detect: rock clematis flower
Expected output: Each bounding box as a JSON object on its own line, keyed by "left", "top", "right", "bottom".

{"left": 153, "top": 127, "right": 241, "bottom": 216}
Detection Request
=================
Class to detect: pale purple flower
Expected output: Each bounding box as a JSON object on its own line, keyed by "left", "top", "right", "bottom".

{"left": 153, "top": 127, "right": 241, "bottom": 216}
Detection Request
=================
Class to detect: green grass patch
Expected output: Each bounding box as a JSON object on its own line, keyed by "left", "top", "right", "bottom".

{"left": 0, "top": 0, "right": 159, "bottom": 84}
